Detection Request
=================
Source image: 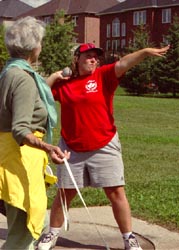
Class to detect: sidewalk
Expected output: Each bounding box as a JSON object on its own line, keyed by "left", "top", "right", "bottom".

{"left": 0, "top": 206, "right": 179, "bottom": 249}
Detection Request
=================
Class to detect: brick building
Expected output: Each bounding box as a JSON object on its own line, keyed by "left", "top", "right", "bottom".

{"left": 98, "top": 0, "right": 179, "bottom": 53}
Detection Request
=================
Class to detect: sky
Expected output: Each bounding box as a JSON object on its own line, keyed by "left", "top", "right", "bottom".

{"left": 20, "top": 0, "right": 51, "bottom": 8}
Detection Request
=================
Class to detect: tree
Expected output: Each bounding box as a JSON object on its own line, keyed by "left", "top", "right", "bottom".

{"left": 39, "top": 10, "right": 76, "bottom": 75}
{"left": 153, "top": 14, "right": 179, "bottom": 97}
{"left": 120, "top": 24, "right": 156, "bottom": 95}
{"left": 0, "top": 24, "right": 9, "bottom": 71}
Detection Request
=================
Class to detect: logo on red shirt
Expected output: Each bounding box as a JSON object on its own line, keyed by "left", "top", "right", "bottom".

{"left": 85, "top": 80, "right": 98, "bottom": 93}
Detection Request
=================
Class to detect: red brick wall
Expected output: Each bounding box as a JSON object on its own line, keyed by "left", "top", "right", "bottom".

{"left": 85, "top": 15, "right": 100, "bottom": 46}
{"left": 73, "top": 14, "right": 100, "bottom": 46}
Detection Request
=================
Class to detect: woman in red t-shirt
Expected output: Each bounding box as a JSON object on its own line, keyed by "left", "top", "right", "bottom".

{"left": 38, "top": 43, "right": 170, "bottom": 250}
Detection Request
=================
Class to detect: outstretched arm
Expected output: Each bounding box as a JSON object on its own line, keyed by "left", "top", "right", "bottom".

{"left": 115, "top": 45, "right": 170, "bottom": 78}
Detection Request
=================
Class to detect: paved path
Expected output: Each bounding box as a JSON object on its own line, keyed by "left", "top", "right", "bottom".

{"left": 1, "top": 206, "right": 179, "bottom": 249}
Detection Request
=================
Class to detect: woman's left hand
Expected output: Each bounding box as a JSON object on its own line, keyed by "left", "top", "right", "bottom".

{"left": 49, "top": 147, "right": 71, "bottom": 164}
{"left": 46, "top": 69, "right": 71, "bottom": 87}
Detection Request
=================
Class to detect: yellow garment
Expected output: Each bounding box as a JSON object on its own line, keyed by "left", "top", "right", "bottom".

{"left": 0, "top": 131, "right": 48, "bottom": 239}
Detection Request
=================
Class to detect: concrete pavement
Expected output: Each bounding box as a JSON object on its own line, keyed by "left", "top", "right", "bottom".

{"left": 0, "top": 206, "right": 179, "bottom": 249}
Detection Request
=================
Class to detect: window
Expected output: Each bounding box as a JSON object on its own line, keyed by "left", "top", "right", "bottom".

{"left": 162, "top": 35, "right": 169, "bottom": 45}
{"left": 121, "top": 22, "right": 126, "bottom": 37}
{"left": 121, "top": 39, "right": 126, "bottom": 48}
{"left": 112, "top": 18, "right": 120, "bottom": 37}
{"left": 106, "top": 40, "right": 111, "bottom": 51}
{"left": 73, "top": 37, "right": 78, "bottom": 43}
{"left": 133, "top": 10, "right": 146, "bottom": 25}
{"left": 72, "top": 16, "right": 78, "bottom": 26}
{"left": 112, "top": 39, "right": 120, "bottom": 51}
{"left": 44, "top": 16, "right": 51, "bottom": 24}
{"left": 106, "top": 24, "right": 111, "bottom": 38}
{"left": 162, "top": 8, "right": 171, "bottom": 23}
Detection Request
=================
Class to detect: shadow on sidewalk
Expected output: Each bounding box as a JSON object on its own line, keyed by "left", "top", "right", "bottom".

{"left": 0, "top": 228, "right": 7, "bottom": 240}
{"left": 57, "top": 237, "right": 122, "bottom": 249}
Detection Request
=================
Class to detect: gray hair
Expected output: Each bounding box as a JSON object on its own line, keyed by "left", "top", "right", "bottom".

{"left": 5, "top": 16, "right": 46, "bottom": 58}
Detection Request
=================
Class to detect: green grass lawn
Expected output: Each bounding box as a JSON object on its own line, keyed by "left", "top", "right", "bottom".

{"left": 47, "top": 88, "right": 179, "bottom": 232}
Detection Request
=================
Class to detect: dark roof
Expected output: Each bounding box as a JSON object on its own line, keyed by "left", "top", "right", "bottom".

{"left": 17, "top": 0, "right": 65, "bottom": 17}
{"left": 98, "top": 0, "right": 179, "bottom": 15}
{"left": 0, "top": 0, "right": 33, "bottom": 18}
{"left": 67, "top": 0, "right": 119, "bottom": 15}
{"left": 17, "top": 0, "right": 119, "bottom": 18}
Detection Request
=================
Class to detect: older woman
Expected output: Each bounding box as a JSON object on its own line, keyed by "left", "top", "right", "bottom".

{"left": 0, "top": 16, "right": 70, "bottom": 250}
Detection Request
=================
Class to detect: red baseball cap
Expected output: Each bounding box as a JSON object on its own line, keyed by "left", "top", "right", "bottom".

{"left": 74, "top": 43, "right": 103, "bottom": 56}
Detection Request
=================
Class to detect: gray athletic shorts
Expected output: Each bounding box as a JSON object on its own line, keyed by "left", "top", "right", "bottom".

{"left": 57, "top": 132, "right": 125, "bottom": 188}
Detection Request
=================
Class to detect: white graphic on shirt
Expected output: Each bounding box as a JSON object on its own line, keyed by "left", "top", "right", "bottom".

{"left": 85, "top": 80, "right": 98, "bottom": 93}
